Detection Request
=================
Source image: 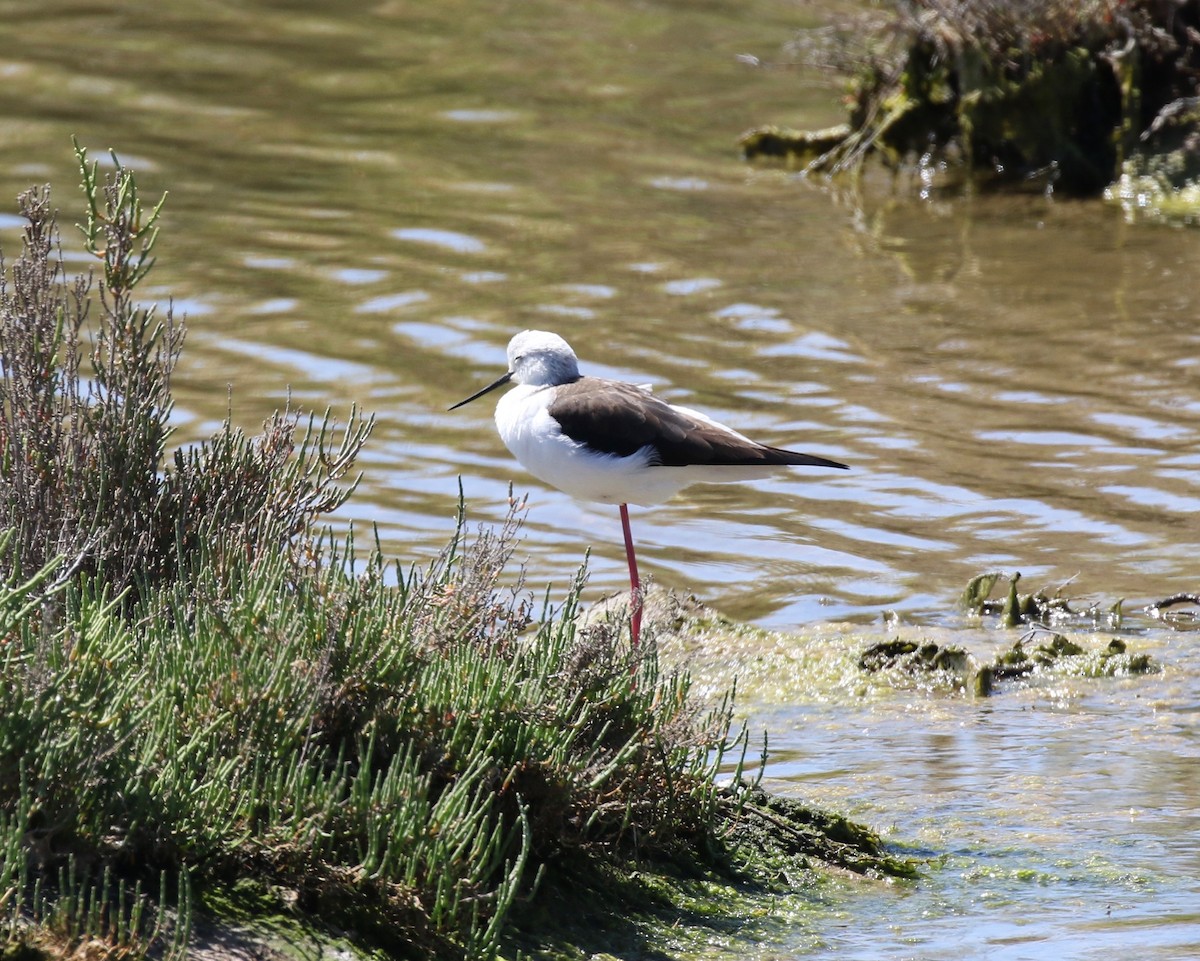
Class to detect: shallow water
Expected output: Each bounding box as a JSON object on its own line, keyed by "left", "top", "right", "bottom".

{"left": 1, "top": 1, "right": 1198, "bottom": 956}
{"left": 719, "top": 621, "right": 1200, "bottom": 959}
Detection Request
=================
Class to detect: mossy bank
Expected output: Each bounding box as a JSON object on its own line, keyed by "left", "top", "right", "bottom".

{"left": 742, "top": 0, "right": 1200, "bottom": 223}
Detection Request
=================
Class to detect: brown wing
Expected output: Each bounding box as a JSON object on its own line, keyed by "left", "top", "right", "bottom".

{"left": 548, "top": 378, "right": 847, "bottom": 469}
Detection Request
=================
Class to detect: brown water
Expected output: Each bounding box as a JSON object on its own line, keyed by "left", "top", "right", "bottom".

{"left": 2, "top": 1, "right": 1198, "bottom": 957}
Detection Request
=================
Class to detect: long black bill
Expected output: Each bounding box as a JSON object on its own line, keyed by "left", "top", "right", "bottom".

{"left": 448, "top": 370, "right": 514, "bottom": 411}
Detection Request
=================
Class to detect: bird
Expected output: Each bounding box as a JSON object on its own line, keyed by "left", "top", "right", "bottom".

{"left": 449, "top": 329, "right": 847, "bottom": 647}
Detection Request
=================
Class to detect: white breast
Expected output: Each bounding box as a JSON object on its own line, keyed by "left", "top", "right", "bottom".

{"left": 494, "top": 384, "right": 696, "bottom": 506}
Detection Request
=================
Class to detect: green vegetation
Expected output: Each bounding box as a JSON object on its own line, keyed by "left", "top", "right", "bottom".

{"left": 978, "top": 631, "right": 1153, "bottom": 689}
{"left": 854, "top": 572, "right": 1156, "bottom": 697}
{"left": 0, "top": 150, "right": 910, "bottom": 961}
{"left": 858, "top": 629, "right": 1155, "bottom": 698}
{"left": 743, "top": 0, "right": 1200, "bottom": 218}
{"left": 960, "top": 570, "right": 1123, "bottom": 629}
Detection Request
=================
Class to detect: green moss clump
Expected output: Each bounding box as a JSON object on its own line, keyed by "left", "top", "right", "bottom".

{"left": 859, "top": 639, "right": 972, "bottom": 678}
{"left": 973, "top": 630, "right": 1157, "bottom": 695}
{"left": 858, "top": 572, "right": 1158, "bottom": 697}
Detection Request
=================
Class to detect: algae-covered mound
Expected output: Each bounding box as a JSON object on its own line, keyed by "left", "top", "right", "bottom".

{"left": 858, "top": 638, "right": 973, "bottom": 676}
{"left": 744, "top": 0, "right": 1200, "bottom": 219}
{"left": 501, "top": 782, "right": 916, "bottom": 959}
{"left": 722, "top": 785, "right": 917, "bottom": 880}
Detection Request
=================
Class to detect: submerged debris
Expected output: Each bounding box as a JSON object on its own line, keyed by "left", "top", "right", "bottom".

{"left": 1145, "top": 592, "right": 1200, "bottom": 627}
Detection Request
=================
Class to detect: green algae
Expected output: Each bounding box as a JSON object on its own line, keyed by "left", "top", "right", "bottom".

{"left": 857, "top": 626, "right": 1156, "bottom": 698}
{"left": 190, "top": 881, "right": 391, "bottom": 961}
{"left": 1107, "top": 88, "right": 1200, "bottom": 223}
{"left": 594, "top": 583, "right": 1156, "bottom": 711}
{"left": 1109, "top": 164, "right": 1200, "bottom": 224}
{"left": 725, "top": 788, "right": 916, "bottom": 882}
{"left": 859, "top": 639, "right": 973, "bottom": 678}
{"left": 977, "top": 632, "right": 1155, "bottom": 692}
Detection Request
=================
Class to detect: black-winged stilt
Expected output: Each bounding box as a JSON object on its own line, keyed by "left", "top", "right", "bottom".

{"left": 450, "top": 329, "right": 847, "bottom": 646}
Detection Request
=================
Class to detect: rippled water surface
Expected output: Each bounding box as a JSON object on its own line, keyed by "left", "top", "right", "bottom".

{"left": 2, "top": 1, "right": 1198, "bottom": 956}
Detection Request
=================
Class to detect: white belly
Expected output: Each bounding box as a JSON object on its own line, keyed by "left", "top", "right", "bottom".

{"left": 494, "top": 385, "right": 693, "bottom": 506}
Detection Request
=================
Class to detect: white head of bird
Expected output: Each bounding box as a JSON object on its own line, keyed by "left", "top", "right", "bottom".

{"left": 507, "top": 330, "right": 580, "bottom": 386}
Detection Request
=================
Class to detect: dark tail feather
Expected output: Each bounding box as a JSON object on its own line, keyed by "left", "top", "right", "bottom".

{"left": 761, "top": 447, "right": 849, "bottom": 470}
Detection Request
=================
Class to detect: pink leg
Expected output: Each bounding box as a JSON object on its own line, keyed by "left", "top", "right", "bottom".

{"left": 619, "top": 503, "right": 642, "bottom": 648}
